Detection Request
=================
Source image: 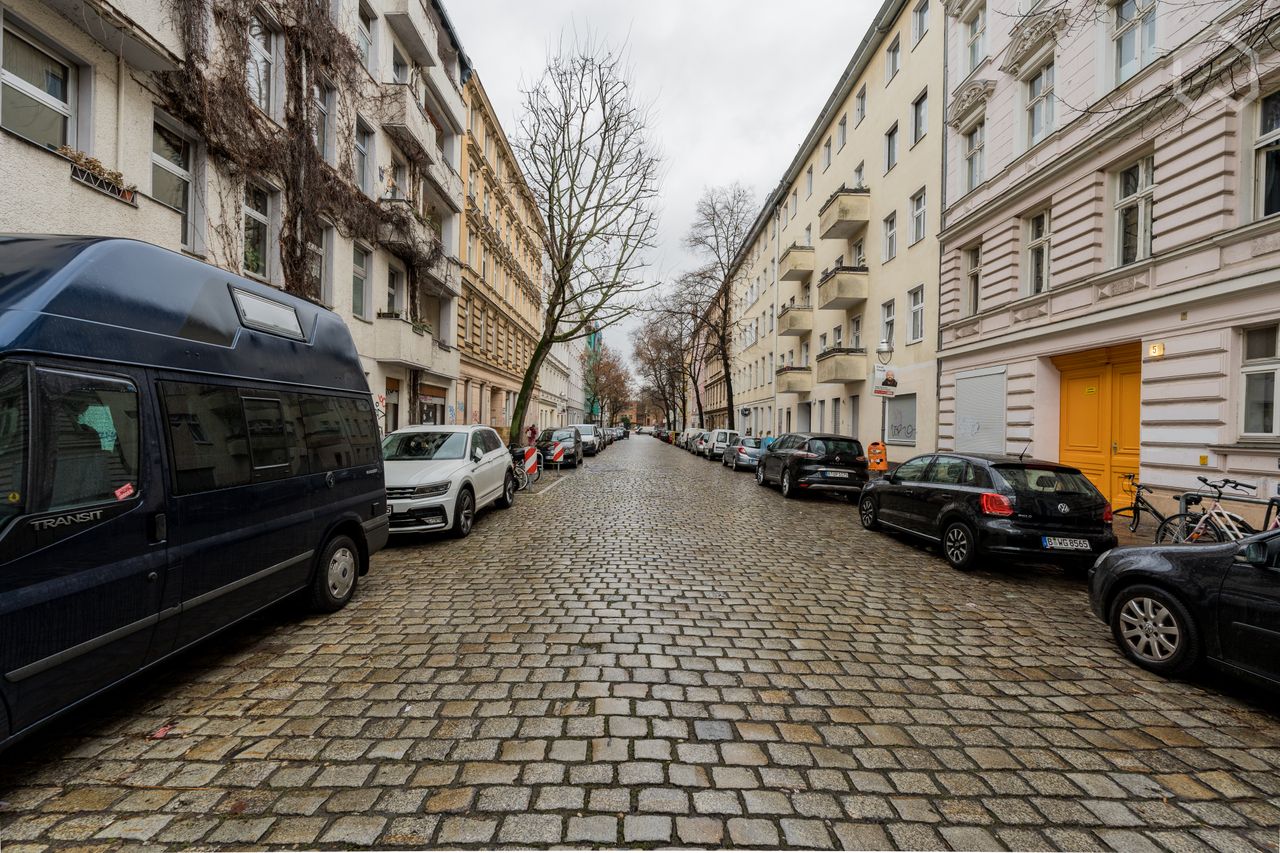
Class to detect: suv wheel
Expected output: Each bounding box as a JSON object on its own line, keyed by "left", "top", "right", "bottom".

{"left": 859, "top": 495, "right": 880, "bottom": 530}
{"left": 756, "top": 464, "right": 767, "bottom": 487}
{"left": 495, "top": 472, "right": 516, "bottom": 509}
{"left": 1109, "top": 584, "right": 1201, "bottom": 676}
{"left": 452, "top": 487, "right": 475, "bottom": 538}
{"left": 941, "top": 520, "right": 977, "bottom": 570}
{"left": 781, "top": 469, "right": 797, "bottom": 499}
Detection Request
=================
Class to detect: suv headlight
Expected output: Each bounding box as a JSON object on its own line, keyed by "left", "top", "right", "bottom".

{"left": 414, "top": 482, "right": 451, "bottom": 498}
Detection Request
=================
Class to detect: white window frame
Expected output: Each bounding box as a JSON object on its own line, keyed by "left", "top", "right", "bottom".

{"left": 883, "top": 212, "right": 897, "bottom": 261}
{"left": 354, "top": 119, "right": 373, "bottom": 196}
{"left": 246, "top": 13, "right": 276, "bottom": 116}
{"left": 1, "top": 17, "right": 79, "bottom": 150}
{"left": 965, "top": 5, "right": 987, "bottom": 74}
{"left": 885, "top": 123, "right": 898, "bottom": 172}
{"left": 908, "top": 285, "right": 925, "bottom": 343}
{"left": 306, "top": 223, "right": 332, "bottom": 305}
{"left": 356, "top": 4, "right": 376, "bottom": 72}
{"left": 1026, "top": 60, "right": 1055, "bottom": 147}
{"left": 886, "top": 36, "right": 901, "bottom": 83}
{"left": 912, "top": 0, "right": 929, "bottom": 44}
{"left": 806, "top": 165, "right": 814, "bottom": 198}
{"left": 1114, "top": 154, "right": 1155, "bottom": 266}
{"left": 911, "top": 90, "right": 928, "bottom": 144}
{"left": 822, "top": 137, "right": 832, "bottom": 171}
{"left": 1025, "top": 208, "right": 1052, "bottom": 294}
{"left": 1254, "top": 91, "right": 1280, "bottom": 220}
{"left": 242, "top": 182, "right": 275, "bottom": 281}
{"left": 964, "top": 245, "right": 982, "bottom": 316}
{"left": 963, "top": 120, "right": 985, "bottom": 192}
{"left": 1242, "top": 324, "right": 1280, "bottom": 437}
{"left": 851, "top": 315, "right": 862, "bottom": 349}
{"left": 837, "top": 115, "right": 847, "bottom": 149}
{"left": 151, "top": 114, "right": 197, "bottom": 249}
{"left": 352, "top": 243, "right": 371, "bottom": 320}
{"left": 881, "top": 300, "right": 895, "bottom": 347}
{"left": 910, "top": 188, "right": 927, "bottom": 244}
{"left": 855, "top": 85, "right": 867, "bottom": 125}
{"left": 1114, "top": 0, "right": 1157, "bottom": 85}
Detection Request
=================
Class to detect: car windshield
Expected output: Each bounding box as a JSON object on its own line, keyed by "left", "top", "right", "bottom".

{"left": 995, "top": 465, "right": 1098, "bottom": 495}
{"left": 541, "top": 429, "right": 574, "bottom": 442}
{"left": 382, "top": 430, "right": 467, "bottom": 461}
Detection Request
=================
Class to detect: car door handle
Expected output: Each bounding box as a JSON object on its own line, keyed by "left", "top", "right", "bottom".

{"left": 151, "top": 512, "right": 167, "bottom": 543}
{"left": 325, "top": 472, "right": 336, "bottom": 489}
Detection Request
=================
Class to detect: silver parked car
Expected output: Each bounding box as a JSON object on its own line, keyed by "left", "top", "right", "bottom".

{"left": 722, "top": 435, "right": 764, "bottom": 470}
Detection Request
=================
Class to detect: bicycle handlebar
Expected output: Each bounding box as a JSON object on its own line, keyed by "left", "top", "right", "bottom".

{"left": 1195, "top": 475, "right": 1256, "bottom": 493}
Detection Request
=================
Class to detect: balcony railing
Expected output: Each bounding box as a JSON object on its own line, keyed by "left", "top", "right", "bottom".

{"left": 383, "top": 0, "right": 440, "bottom": 66}
{"left": 777, "top": 302, "right": 813, "bottom": 336}
{"left": 819, "top": 185, "right": 871, "bottom": 240}
{"left": 779, "top": 243, "right": 815, "bottom": 281}
{"left": 381, "top": 83, "right": 441, "bottom": 168}
{"left": 817, "top": 266, "right": 869, "bottom": 310}
{"left": 775, "top": 365, "right": 814, "bottom": 394}
{"left": 815, "top": 347, "right": 867, "bottom": 385}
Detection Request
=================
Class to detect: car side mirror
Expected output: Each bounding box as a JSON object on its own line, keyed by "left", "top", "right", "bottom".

{"left": 471, "top": 447, "right": 484, "bottom": 464}
{"left": 1241, "top": 541, "right": 1269, "bottom": 566}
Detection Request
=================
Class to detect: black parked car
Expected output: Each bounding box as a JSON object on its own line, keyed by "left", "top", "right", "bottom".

{"left": 858, "top": 453, "right": 1117, "bottom": 571}
{"left": 1090, "top": 530, "right": 1280, "bottom": 685}
{"left": 534, "top": 427, "right": 583, "bottom": 468}
{"left": 755, "top": 433, "right": 868, "bottom": 498}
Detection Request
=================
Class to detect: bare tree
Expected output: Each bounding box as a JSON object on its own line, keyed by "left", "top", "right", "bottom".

{"left": 632, "top": 314, "right": 693, "bottom": 431}
{"left": 581, "top": 343, "right": 630, "bottom": 425}
{"left": 506, "top": 35, "right": 661, "bottom": 444}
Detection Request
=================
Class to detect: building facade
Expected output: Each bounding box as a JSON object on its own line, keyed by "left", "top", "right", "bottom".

{"left": 458, "top": 72, "right": 545, "bottom": 435}
{"left": 0, "top": 0, "right": 469, "bottom": 435}
{"left": 727, "top": 0, "right": 944, "bottom": 453}
{"left": 938, "top": 0, "right": 1280, "bottom": 506}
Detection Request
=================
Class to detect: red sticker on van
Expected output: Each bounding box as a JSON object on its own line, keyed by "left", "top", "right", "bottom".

{"left": 115, "top": 483, "right": 135, "bottom": 501}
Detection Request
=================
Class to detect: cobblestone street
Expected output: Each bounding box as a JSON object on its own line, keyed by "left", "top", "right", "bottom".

{"left": 2, "top": 437, "right": 1280, "bottom": 851}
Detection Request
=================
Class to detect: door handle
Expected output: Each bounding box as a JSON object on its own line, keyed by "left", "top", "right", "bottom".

{"left": 146, "top": 571, "right": 158, "bottom": 583}
{"left": 325, "top": 471, "right": 336, "bottom": 489}
{"left": 152, "top": 512, "right": 167, "bottom": 543}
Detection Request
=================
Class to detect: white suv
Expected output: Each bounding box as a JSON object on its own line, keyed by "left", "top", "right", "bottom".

{"left": 383, "top": 425, "right": 515, "bottom": 537}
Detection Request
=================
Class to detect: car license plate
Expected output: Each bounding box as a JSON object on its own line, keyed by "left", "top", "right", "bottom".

{"left": 824, "top": 470, "right": 849, "bottom": 479}
{"left": 1042, "top": 536, "right": 1090, "bottom": 551}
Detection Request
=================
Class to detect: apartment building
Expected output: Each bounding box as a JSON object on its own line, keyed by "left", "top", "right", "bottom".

{"left": 938, "top": 0, "right": 1280, "bottom": 505}
{"left": 538, "top": 340, "right": 578, "bottom": 429}
{"left": 728, "top": 0, "right": 944, "bottom": 452}
{"left": 0, "top": 0, "right": 469, "bottom": 434}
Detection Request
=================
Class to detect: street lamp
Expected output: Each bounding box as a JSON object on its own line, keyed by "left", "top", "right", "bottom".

{"left": 876, "top": 338, "right": 894, "bottom": 365}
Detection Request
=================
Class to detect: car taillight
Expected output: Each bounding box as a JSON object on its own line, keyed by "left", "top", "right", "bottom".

{"left": 739, "top": 448, "right": 749, "bottom": 455}
{"left": 980, "top": 493, "right": 1015, "bottom": 516}
{"left": 1103, "top": 502, "right": 1113, "bottom": 523}
{"left": 795, "top": 451, "right": 818, "bottom": 459}
{"left": 855, "top": 455, "right": 867, "bottom": 462}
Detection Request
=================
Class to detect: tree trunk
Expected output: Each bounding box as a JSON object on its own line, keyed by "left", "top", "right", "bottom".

{"left": 508, "top": 336, "right": 553, "bottom": 447}
{"left": 721, "top": 346, "right": 735, "bottom": 431}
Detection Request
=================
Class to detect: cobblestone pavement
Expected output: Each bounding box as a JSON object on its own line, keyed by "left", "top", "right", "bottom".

{"left": 3, "top": 437, "right": 1280, "bottom": 851}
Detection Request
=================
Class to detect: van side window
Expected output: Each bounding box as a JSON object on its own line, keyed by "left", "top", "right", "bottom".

{"left": 161, "top": 382, "right": 251, "bottom": 493}
{"left": 336, "top": 397, "right": 380, "bottom": 466}
{"left": 0, "top": 364, "right": 28, "bottom": 520}
{"left": 37, "top": 369, "right": 140, "bottom": 511}
{"left": 300, "top": 395, "right": 352, "bottom": 471}
{"left": 242, "top": 397, "right": 289, "bottom": 473}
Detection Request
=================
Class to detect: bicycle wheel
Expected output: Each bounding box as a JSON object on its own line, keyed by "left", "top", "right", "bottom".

{"left": 531, "top": 454, "right": 543, "bottom": 484}
{"left": 1112, "top": 504, "right": 1140, "bottom": 533}
{"left": 512, "top": 466, "right": 529, "bottom": 491}
{"left": 1155, "top": 513, "right": 1221, "bottom": 544}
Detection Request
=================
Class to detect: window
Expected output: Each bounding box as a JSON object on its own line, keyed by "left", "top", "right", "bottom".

{"left": 885, "top": 123, "right": 898, "bottom": 171}
{"left": 819, "top": 333, "right": 828, "bottom": 352}
{"left": 391, "top": 46, "right": 408, "bottom": 83}
{"left": 833, "top": 325, "right": 843, "bottom": 348}
{"left": 1243, "top": 325, "right": 1279, "bottom": 435}
{"left": 1, "top": 24, "right": 76, "bottom": 149}
{"left": 1255, "top": 92, "right": 1280, "bottom": 219}
{"left": 912, "top": 91, "right": 927, "bottom": 143}
{"left": 964, "top": 121, "right": 985, "bottom": 192}
{"left": 0, "top": 366, "right": 25, "bottom": 522}
{"left": 886, "top": 394, "right": 918, "bottom": 446}
{"left": 355, "top": 121, "right": 373, "bottom": 194}
{"left": 806, "top": 165, "right": 814, "bottom": 198}
{"left": 247, "top": 14, "right": 274, "bottom": 114}
{"left": 1114, "top": 0, "right": 1156, "bottom": 84}
{"left": 881, "top": 300, "right": 895, "bottom": 346}
{"left": 837, "top": 115, "right": 847, "bottom": 149}
{"left": 233, "top": 288, "right": 303, "bottom": 339}
{"left": 243, "top": 184, "right": 271, "bottom": 278}
{"left": 39, "top": 369, "right": 140, "bottom": 511}
{"left": 908, "top": 286, "right": 925, "bottom": 342}
{"left": 910, "top": 189, "right": 927, "bottom": 244}
{"left": 822, "top": 138, "right": 832, "bottom": 171}
{"left": 886, "top": 37, "right": 901, "bottom": 82}
{"left": 913, "top": 0, "right": 929, "bottom": 43}
{"left": 853, "top": 238, "right": 865, "bottom": 266}
{"left": 313, "top": 84, "right": 333, "bottom": 160}
{"left": 305, "top": 221, "right": 328, "bottom": 302}
{"left": 790, "top": 189, "right": 798, "bottom": 220}
{"left": 1027, "top": 61, "right": 1055, "bottom": 146}
{"left": 966, "top": 6, "right": 987, "bottom": 73}
{"left": 964, "top": 245, "right": 982, "bottom": 316}
{"left": 352, "top": 244, "right": 370, "bottom": 319}
{"left": 387, "top": 267, "right": 402, "bottom": 313}
{"left": 892, "top": 454, "right": 931, "bottom": 481}
{"left": 883, "top": 212, "right": 897, "bottom": 261}
{"left": 855, "top": 86, "right": 867, "bottom": 124}
{"left": 242, "top": 397, "right": 289, "bottom": 474}
{"left": 803, "top": 224, "right": 812, "bottom": 247}
{"left": 162, "top": 382, "right": 250, "bottom": 493}
{"left": 854, "top": 161, "right": 865, "bottom": 188}
{"left": 152, "top": 121, "right": 193, "bottom": 247}
{"left": 1025, "top": 209, "right": 1051, "bottom": 294}
{"left": 1116, "top": 155, "right": 1155, "bottom": 265}
{"left": 356, "top": 5, "right": 374, "bottom": 70}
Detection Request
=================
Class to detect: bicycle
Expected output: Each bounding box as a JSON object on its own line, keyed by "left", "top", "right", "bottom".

{"left": 1155, "top": 476, "right": 1280, "bottom": 543}
{"left": 510, "top": 450, "right": 543, "bottom": 492}
{"left": 1111, "top": 473, "right": 1171, "bottom": 539}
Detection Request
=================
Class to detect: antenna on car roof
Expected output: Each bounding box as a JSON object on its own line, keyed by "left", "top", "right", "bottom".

{"left": 1017, "top": 439, "right": 1032, "bottom": 461}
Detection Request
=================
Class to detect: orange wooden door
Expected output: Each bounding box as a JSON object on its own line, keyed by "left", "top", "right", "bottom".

{"left": 1109, "top": 359, "right": 1142, "bottom": 503}
{"left": 1055, "top": 344, "right": 1141, "bottom": 506}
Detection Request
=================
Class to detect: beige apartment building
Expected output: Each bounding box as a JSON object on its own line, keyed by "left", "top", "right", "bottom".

{"left": 728, "top": 0, "right": 944, "bottom": 453}
{"left": 458, "top": 73, "right": 545, "bottom": 434}
{"left": 938, "top": 0, "right": 1280, "bottom": 506}
{"left": 0, "top": 0, "right": 471, "bottom": 434}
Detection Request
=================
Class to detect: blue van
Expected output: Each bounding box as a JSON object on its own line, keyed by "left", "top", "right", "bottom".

{"left": 0, "top": 235, "right": 388, "bottom": 751}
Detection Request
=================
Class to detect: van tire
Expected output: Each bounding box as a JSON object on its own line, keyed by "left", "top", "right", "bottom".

{"left": 309, "top": 534, "right": 359, "bottom": 612}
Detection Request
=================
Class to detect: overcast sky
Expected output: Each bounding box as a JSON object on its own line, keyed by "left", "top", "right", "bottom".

{"left": 447, "top": 1, "right": 878, "bottom": 369}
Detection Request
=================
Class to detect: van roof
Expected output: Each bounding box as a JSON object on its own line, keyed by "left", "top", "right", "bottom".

{"left": 0, "top": 235, "right": 369, "bottom": 393}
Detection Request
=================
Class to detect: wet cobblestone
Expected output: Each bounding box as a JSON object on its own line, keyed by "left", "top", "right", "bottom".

{"left": 1, "top": 438, "right": 1279, "bottom": 849}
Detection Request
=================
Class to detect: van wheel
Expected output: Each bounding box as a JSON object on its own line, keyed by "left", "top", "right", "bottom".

{"left": 942, "top": 520, "right": 978, "bottom": 571}
{"left": 496, "top": 472, "right": 516, "bottom": 509}
{"left": 309, "top": 534, "right": 359, "bottom": 612}
{"left": 452, "top": 488, "right": 475, "bottom": 538}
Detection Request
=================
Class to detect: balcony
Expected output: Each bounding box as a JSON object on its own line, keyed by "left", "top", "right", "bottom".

{"left": 382, "top": 84, "right": 441, "bottom": 168}
{"left": 374, "top": 315, "right": 434, "bottom": 371}
{"left": 384, "top": 0, "right": 440, "bottom": 66}
{"left": 427, "top": 160, "right": 464, "bottom": 210}
{"left": 777, "top": 303, "right": 813, "bottom": 337}
{"left": 779, "top": 243, "right": 815, "bottom": 281}
{"left": 816, "top": 266, "right": 869, "bottom": 310}
{"left": 775, "top": 365, "right": 813, "bottom": 394}
{"left": 815, "top": 348, "right": 867, "bottom": 385}
{"left": 426, "top": 254, "right": 462, "bottom": 298}
{"left": 45, "top": 0, "right": 180, "bottom": 70}
{"left": 426, "top": 64, "right": 466, "bottom": 129}
{"left": 819, "top": 187, "right": 870, "bottom": 240}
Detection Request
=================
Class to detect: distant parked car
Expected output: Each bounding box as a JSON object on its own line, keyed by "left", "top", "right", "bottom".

{"left": 384, "top": 425, "right": 515, "bottom": 538}
{"left": 571, "top": 423, "right": 601, "bottom": 455}
{"left": 705, "top": 428, "right": 740, "bottom": 460}
{"left": 859, "top": 453, "right": 1117, "bottom": 571}
{"left": 693, "top": 431, "right": 712, "bottom": 456}
{"left": 535, "top": 427, "right": 583, "bottom": 468}
{"left": 756, "top": 433, "right": 868, "bottom": 499}
{"left": 722, "top": 436, "right": 764, "bottom": 470}
{"left": 1089, "top": 529, "right": 1280, "bottom": 686}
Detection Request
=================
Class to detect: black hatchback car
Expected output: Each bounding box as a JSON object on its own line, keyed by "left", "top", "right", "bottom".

{"left": 755, "top": 433, "right": 869, "bottom": 497}
{"left": 858, "top": 453, "right": 1117, "bottom": 570}
{"left": 1089, "top": 530, "right": 1280, "bottom": 686}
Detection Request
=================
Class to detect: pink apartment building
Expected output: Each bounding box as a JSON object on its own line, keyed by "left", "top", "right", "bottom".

{"left": 938, "top": 0, "right": 1280, "bottom": 509}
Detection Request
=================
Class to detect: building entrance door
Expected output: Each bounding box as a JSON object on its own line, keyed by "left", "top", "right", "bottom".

{"left": 1053, "top": 343, "right": 1141, "bottom": 505}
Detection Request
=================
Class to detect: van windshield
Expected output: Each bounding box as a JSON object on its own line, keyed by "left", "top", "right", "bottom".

{"left": 382, "top": 431, "right": 467, "bottom": 461}
{"left": 0, "top": 364, "right": 26, "bottom": 519}
{"left": 577, "top": 425, "right": 596, "bottom": 436}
